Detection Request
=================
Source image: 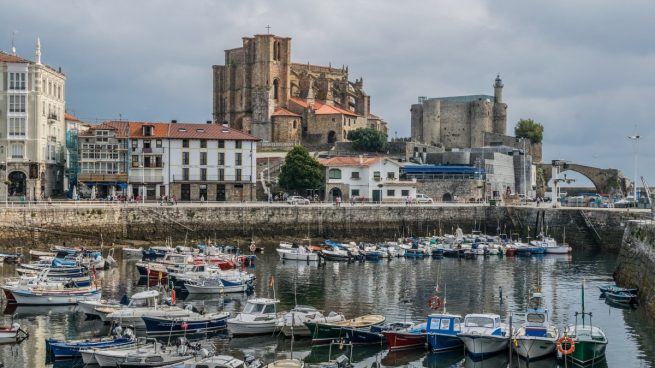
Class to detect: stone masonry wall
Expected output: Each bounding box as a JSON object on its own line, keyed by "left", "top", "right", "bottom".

{"left": 0, "top": 205, "right": 647, "bottom": 249}
{"left": 615, "top": 221, "right": 655, "bottom": 319}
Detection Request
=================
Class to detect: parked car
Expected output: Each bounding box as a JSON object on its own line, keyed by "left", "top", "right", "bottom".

{"left": 414, "top": 194, "right": 434, "bottom": 204}
{"left": 287, "top": 195, "right": 310, "bottom": 205}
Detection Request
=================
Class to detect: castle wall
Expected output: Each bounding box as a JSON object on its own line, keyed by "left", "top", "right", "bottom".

{"left": 470, "top": 101, "right": 493, "bottom": 148}
{"left": 272, "top": 116, "right": 301, "bottom": 143}
{"left": 422, "top": 99, "right": 441, "bottom": 146}
{"left": 410, "top": 104, "right": 423, "bottom": 142}
{"left": 439, "top": 101, "right": 470, "bottom": 148}
{"left": 492, "top": 103, "right": 507, "bottom": 135}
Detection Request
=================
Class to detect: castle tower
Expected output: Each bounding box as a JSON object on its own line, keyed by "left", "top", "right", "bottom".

{"left": 494, "top": 74, "right": 503, "bottom": 104}
{"left": 492, "top": 74, "right": 507, "bottom": 135}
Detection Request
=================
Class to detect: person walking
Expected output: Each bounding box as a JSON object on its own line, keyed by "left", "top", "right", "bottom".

{"left": 336, "top": 195, "right": 341, "bottom": 207}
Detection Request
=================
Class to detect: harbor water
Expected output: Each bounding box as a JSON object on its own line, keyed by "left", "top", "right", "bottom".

{"left": 1, "top": 243, "right": 654, "bottom": 367}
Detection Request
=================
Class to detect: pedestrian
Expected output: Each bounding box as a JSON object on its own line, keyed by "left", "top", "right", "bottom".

{"left": 405, "top": 196, "right": 410, "bottom": 206}
{"left": 336, "top": 195, "right": 341, "bottom": 207}
{"left": 172, "top": 194, "right": 177, "bottom": 205}
{"left": 47, "top": 196, "right": 52, "bottom": 206}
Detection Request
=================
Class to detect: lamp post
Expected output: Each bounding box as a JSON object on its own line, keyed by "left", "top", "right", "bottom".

{"left": 628, "top": 135, "right": 640, "bottom": 204}
{"left": 140, "top": 162, "right": 145, "bottom": 204}
{"left": 522, "top": 138, "right": 527, "bottom": 204}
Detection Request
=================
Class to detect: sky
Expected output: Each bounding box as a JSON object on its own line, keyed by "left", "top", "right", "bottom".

{"left": 1, "top": 0, "right": 653, "bottom": 186}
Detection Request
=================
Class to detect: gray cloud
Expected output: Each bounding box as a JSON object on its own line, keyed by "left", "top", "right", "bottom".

{"left": 1, "top": 0, "right": 652, "bottom": 183}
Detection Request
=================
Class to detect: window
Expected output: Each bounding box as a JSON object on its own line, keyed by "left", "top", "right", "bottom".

{"left": 182, "top": 168, "right": 189, "bottom": 181}
{"left": 235, "top": 168, "right": 242, "bottom": 181}
{"left": 132, "top": 140, "right": 138, "bottom": 150}
{"left": 156, "top": 139, "right": 162, "bottom": 148}
{"left": 9, "top": 95, "right": 26, "bottom": 112}
{"left": 387, "top": 189, "right": 395, "bottom": 197}
{"left": 235, "top": 141, "right": 242, "bottom": 149}
{"left": 328, "top": 168, "right": 342, "bottom": 179}
{"left": 273, "top": 79, "right": 279, "bottom": 100}
{"left": 182, "top": 152, "right": 189, "bottom": 165}
{"left": 292, "top": 120, "right": 297, "bottom": 129}
{"left": 143, "top": 140, "right": 151, "bottom": 149}
{"left": 218, "top": 140, "right": 225, "bottom": 148}
{"left": 235, "top": 153, "right": 242, "bottom": 166}
{"left": 218, "top": 152, "right": 225, "bottom": 165}
{"left": 200, "top": 152, "right": 207, "bottom": 165}
{"left": 182, "top": 139, "right": 189, "bottom": 148}
{"left": 387, "top": 172, "right": 395, "bottom": 179}
{"left": 155, "top": 156, "right": 162, "bottom": 168}
{"left": 10, "top": 143, "right": 23, "bottom": 159}
{"left": 351, "top": 171, "right": 360, "bottom": 179}
{"left": 440, "top": 318, "right": 451, "bottom": 331}
{"left": 218, "top": 168, "right": 225, "bottom": 181}
{"left": 9, "top": 72, "right": 26, "bottom": 90}
{"left": 8, "top": 117, "right": 26, "bottom": 137}
{"left": 200, "top": 140, "right": 207, "bottom": 148}
{"left": 351, "top": 189, "right": 360, "bottom": 197}
{"left": 401, "top": 190, "right": 409, "bottom": 197}
{"left": 144, "top": 156, "right": 151, "bottom": 167}
{"left": 132, "top": 155, "right": 139, "bottom": 167}
{"left": 200, "top": 168, "right": 207, "bottom": 181}
{"left": 142, "top": 126, "right": 153, "bottom": 136}
{"left": 373, "top": 171, "right": 381, "bottom": 181}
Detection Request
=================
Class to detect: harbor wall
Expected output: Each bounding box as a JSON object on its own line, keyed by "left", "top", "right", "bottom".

{"left": 615, "top": 221, "right": 655, "bottom": 319}
{"left": 0, "top": 205, "right": 646, "bottom": 249}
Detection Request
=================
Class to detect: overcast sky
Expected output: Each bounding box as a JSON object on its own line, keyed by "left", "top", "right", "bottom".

{"left": 2, "top": 0, "right": 653, "bottom": 186}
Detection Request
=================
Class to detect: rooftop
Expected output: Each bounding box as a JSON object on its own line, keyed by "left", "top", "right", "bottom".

{"left": 84, "top": 121, "right": 259, "bottom": 141}
{"left": 423, "top": 95, "right": 495, "bottom": 103}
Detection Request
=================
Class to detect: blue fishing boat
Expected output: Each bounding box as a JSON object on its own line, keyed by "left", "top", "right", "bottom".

{"left": 403, "top": 249, "right": 427, "bottom": 258}
{"left": 342, "top": 322, "right": 412, "bottom": 345}
{"left": 605, "top": 291, "right": 637, "bottom": 307}
{"left": 426, "top": 314, "right": 464, "bottom": 352}
{"left": 431, "top": 249, "right": 444, "bottom": 259}
{"left": 598, "top": 284, "right": 638, "bottom": 295}
{"left": 46, "top": 327, "right": 135, "bottom": 360}
{"left": 142, "top": 312, "right": 230, "bottom": 337}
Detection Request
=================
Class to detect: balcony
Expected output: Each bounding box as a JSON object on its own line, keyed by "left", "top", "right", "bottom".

{"left": 172, "top": 174, "right": 252, "bottom": 183}
{"left": 128, "top": 174, "right": 164, "bottom": 183}
{"left": 78, "top": 174, "right": 128, "bottom": 183}
{"left": 131, "top": 161, "right": 163, "bottom": 168}
{"left": 48, "top": 113, "right": 59, "bottom": 123}
{"left": 132, "top": 147, "right": 164, "bottom": 155}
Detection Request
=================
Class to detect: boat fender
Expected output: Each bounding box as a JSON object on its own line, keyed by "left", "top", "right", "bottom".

{"left": 556, "top": 336, "right": 575, "bottom": 355}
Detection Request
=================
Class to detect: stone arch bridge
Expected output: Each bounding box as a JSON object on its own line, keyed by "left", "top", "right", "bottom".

{"left": 538, "top": 162, "right": 629, "bottom": 195}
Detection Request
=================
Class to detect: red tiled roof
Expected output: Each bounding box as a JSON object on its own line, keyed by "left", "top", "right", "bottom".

{"left": 272, "top": 107, "right": 301, "bottom": 117}
{"left": 93, "top": 121, "right": 259, "bottom": 141}
{"left": 319, "top": 156, "right": 385, "bottom": 167}
{"left": 368, "top": 113, "right": 380, "bottom": 119}
{"left": 65, "top": 113, "right": 81, "bottom": 122}
{"left": 288, "top": 97, "right": 358, "bottom": 117}
{"left": 289, "top": 97, "right": 309, "bottom": 108}
{"left": 0, "top": 51, "right": 31, "bottom": 64}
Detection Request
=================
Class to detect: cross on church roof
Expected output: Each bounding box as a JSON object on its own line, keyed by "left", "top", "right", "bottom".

{"left": 265, "top": 25, "right": 271, "bottom": 34}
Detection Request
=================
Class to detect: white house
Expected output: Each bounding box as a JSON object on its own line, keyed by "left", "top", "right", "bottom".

{"left": 319, "top": 156, "right": 417, "bottom": 202}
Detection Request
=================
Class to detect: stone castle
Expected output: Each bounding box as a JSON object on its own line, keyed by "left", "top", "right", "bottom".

{"left": 410, "top": 75, "right": 507, "bottom": 149}
{"left": 212, "top": 34, "right": 387, "bottom": 145}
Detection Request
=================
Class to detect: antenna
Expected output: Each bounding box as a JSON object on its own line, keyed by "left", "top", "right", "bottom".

{"left": 265, "top": 25, "right": 271, "bottom": 34}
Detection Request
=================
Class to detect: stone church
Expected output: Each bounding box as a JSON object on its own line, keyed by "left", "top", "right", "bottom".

{"left": 410, "top": 75, "right": 507, "bottom": 149}
{"left": 212, "top": 34, "right": 387, "bottom": 145}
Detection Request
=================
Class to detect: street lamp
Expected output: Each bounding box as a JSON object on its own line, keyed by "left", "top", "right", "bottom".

{"left": 140, "top": 162, "right": 145, "bottom": 204}
{"left": 628, "top": 135, "right": 640, "bottom": 203}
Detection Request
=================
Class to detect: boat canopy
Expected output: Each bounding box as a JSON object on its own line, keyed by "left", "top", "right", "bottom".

{"left": 130, "top": 290, "right": 160, "bottom": 300}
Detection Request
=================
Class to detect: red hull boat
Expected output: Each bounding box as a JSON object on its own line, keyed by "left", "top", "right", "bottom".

{"left": 382, "top": 330, "right": 427, "bottom": 351}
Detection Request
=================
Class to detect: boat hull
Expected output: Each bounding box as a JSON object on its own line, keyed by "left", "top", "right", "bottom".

{"left": 383, "top": 331, "right": 427, "bottom": 351}
{"left": 459, "top": 334, "right": 509, "bottom": 359}
{"left": 513, "top": 337, "right": 557, "bottom": 360}
{"left": 342, "top": 327, "right": 384, "bottom": 345}
{"left": 568, "top": 340, "right": 607, "bottom": 365}
{"left": 427, "top": 333, "right": 463, "bottom": 352}
{"left": 10, "top": 288, "right": 101, "bottom": 305}
{"left": 276, "top": 249, "right": 319, "bottom": 262}
{"left": 47, "top": 338, "right": 134, "bottom": 360}
{"left": 142, "top": 313, "right": 228, "bottom": 336}
{"left": 226, "top": 319, "right": 277, "bottom": 336}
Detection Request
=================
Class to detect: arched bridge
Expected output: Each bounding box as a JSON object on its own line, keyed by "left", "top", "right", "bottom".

{"left": 539, "top": 162, "right": 629, "bottom": 195}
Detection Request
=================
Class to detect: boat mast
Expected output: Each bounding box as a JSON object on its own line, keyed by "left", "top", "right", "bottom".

{"left": 581, "top": 281, "right": 586, "bottom": 328}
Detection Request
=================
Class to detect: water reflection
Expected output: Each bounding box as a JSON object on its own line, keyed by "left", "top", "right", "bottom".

{"left": 0, "top": 246, "right": 650, "bottom": 367}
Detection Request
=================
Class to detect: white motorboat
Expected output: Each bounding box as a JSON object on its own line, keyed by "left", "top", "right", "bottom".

{"left": 177, "top": 354, "right": 248, "bottom": 368}
{"left": 104, "top": 290, "right": 194, "bottom": 328}
{"left": 267, "top": 359, "right": 304, "bottom": 368}
{"left": 276, "top": 246, "right": 319, "bottom": 262}
{"left": 513, "top": 293, "right": 559, "bottom": 360}
{"left": 8, "top": 285, "right": 101, "bottom": 305}
{"left": 227, "top": 298, "right": 280, "bottom": 336}
{"left": 78, "top": 298, "right": 124, "bottom": 320}
{"left": 92, "top": 338, "right": 162, "bottom": 367}
{"left": 277, "top": 305, "right": 345, "bottom": 337}
{"left": 458, "top": 313, "right": 510, "bottom": 359}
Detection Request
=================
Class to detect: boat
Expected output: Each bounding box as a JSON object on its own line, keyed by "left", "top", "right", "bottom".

{"left": 142, "top": 312, "right": 230, "bottom": 337}
{"left": 305, "top": 314, "right": 386, "bottom": 345}
{"left": 122, "top": 247, "right": 144, "bottom": 260}
{"left": 458, "top": 313, "right": 510, "bottom": 359}
{"left": 227, "top": 298, "right": 280, "bottom": 336}
{"left": 78, "top": 296, "right": 129, "bottom": 320}
{"left": 46, "top": 326, "right": 136, "bottom": 360}
{"left": 425, "top": 313, "right": 464, "bottom": 352}
{"left": 0, "top": 322, "right": 28, "bottom": 344}
{"left": 512, "top": 292, "right": 559, "bottom": 360}
{"left": 605, "top": 290, "right": 638, "bottom": 307}
{"left": 267, "top": 359, "right": 304, "bottom": 367}
{"left": 598, "top": 284, "right": 638, "bottom": 294}
{"left": 169, "top": 355, "right": 253, "bottom": 368}
{"left": 276, "top": 245, "right": 319, "bottom": 262}
{"left": 104, "top": 290, "right": 195, "bottom": 328}
{"left": 8, "top": 285, "right": 101, "bottom": 305}
{"left": 377, "top": 322, "right": 427, "bottom": 350}
{"left": 563, "top": 283, "right": 608, "bottom": 365}
{"left": 277, "top": 305, "right": 345, "bottom": 337}
{"left": 92, "top": 338, "right": 192, "bottom": 367}
{"left": 185, "top": 277, "right": 252, "bottom": 294}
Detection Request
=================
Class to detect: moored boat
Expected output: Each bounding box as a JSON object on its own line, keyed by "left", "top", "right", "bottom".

{"left": 46, "top": 326, "right": 135, "bottom": 360}
{"left": 305, "top": 314, "right": 386, "bottom": 345}
{"left": 458, "top": 313, "right": 509, "bottom": 359}
{"left": 512, "top": 292, "right": 559, "bottom": 361}
{"left": 277, "top": 305, "right": 345, "bottom": 337}
{"left": 0, "top": 322, "right": 28, "bottom": 344}
{"left": 380, "top": 322, "right": 427, "bottom": 351}
{"left": 425, "top": 313, "right": 463, "bottom": 352}
{"left": 227, "top": 298, "right": 280, "bottom": 336}
{"left": 142, "top": 312, "right": 230, "bottom": 337}
{"left": 563, "top": 283, "right": 608, "bottom": 365}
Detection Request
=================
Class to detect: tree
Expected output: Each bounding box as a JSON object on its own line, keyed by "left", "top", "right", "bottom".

{"left": 347, "top": 128, "right": 388, "bottom": 152}
{"left": 278, "top": 146, "right": 325, "bottom": 193}
{"left": 514, "top": 119, "right": 544, "bottom": 144}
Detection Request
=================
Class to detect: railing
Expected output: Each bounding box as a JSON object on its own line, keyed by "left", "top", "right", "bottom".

{"left": 172, "top": 174, "right": 253, "bottom": 182}
{"left": 132, "top": 147, "right": 164, "bottom": 154}
{"left": 78, "top": 174, "right": 128, "bottom": 182}
{"left": 128, "top": 175, "right": 164, "bottom": 183}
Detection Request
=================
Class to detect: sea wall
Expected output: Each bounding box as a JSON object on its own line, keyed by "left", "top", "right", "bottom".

{"left": 615, "top": 221, "right": 655, "bottom": 319}
{"left": 0, "top": 205, "right": 647, "bottom": 249}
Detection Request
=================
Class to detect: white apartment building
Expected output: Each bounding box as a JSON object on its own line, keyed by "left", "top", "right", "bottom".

{"left": 82, "top": 121, "right": 258, "bottom": 201}
{"left": 319, "top": 156, "right": 417, "bottom": 202}
{"left": 0, "top": 39, "right": 66, "bottom": 200}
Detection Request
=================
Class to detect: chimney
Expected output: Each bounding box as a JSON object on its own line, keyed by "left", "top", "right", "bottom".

{"left": 359, "top": 155, "right": 363, "bottom": 165}
{"left": 171, "top": 120, "right": 177, "bottom": 124}
{"left": 206, "top": 120, "right": 212, "bottom": 124}
{"left": 221, "top": 123, "right": 229, "bottom": 132}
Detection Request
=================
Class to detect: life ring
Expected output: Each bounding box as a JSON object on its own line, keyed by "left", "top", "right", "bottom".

{"left": 556, "top": 336, "right": 575, "bottom": 355}
{"left": 427, "top": 296, "right": 442, "bottom": 310}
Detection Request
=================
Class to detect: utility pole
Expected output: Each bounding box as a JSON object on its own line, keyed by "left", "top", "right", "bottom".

{"left": 628, "top": 135, "right": 640, "bottom": 204}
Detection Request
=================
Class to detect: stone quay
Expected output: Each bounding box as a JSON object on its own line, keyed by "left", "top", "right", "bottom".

{"left": 0, "top": 203, "right": 648, "bottom": 249}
